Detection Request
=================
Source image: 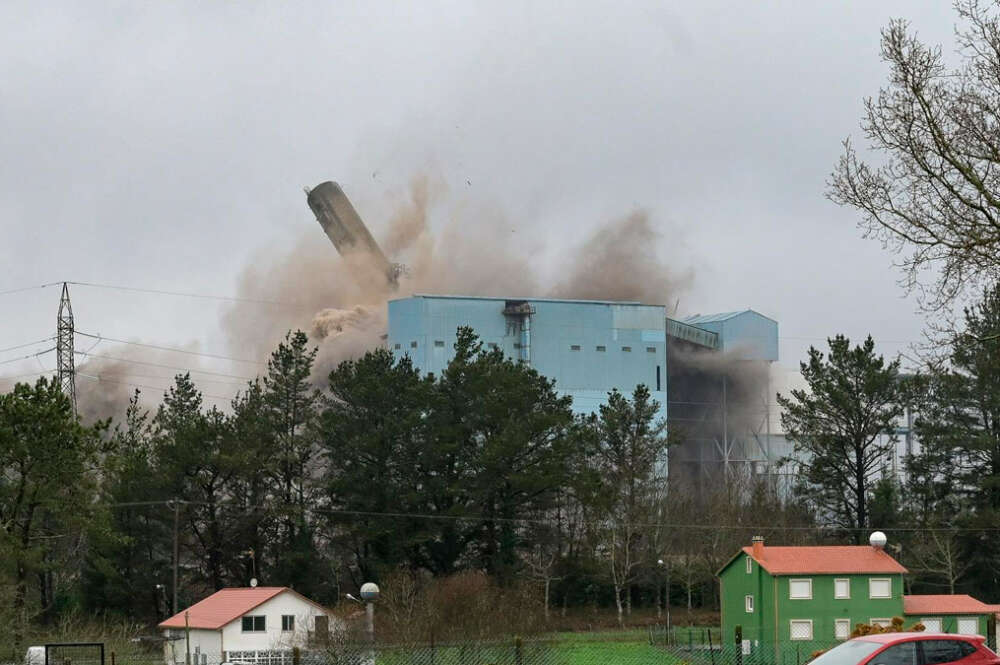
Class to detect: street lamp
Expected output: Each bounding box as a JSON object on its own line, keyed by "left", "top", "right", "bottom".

{"left": 657, "top": 559, "right": 671, "bottom": 636}
{"left": 346, "top": 584, "right": 380, "bottom": 647}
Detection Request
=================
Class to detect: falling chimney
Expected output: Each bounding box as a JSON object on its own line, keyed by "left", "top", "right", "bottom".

{"left": 752, "top": 535, "right": 765, "bottom": 559}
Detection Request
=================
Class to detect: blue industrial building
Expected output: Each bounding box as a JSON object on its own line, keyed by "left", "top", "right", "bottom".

{"left": 389, "top": 295, "right": 670, "bottom": 416}
{"left": 388, "top": 294, "right": 780, "bottom": 481}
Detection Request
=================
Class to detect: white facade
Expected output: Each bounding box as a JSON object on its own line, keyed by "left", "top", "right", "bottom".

{"left": 163, "top": 590, "right": 339, "bottom": 664}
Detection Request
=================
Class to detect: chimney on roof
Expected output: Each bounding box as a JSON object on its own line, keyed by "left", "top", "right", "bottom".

{"left": 752, "top": 535, "right": 764, "bottom": 559}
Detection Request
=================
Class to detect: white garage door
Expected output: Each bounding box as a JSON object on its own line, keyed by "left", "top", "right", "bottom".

{"left": 957, "top": 618, "right": 979, "bottom": 635}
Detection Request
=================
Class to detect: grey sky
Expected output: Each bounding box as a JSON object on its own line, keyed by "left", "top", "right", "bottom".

{"left": 0, "top": 1, "right": 960, "bottom": 402}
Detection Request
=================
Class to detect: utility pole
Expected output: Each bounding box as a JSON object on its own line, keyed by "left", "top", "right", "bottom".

{"left": 172, "top": 499, "right": 180, "bottom": 615}
{"left": 56, "top": 282, "right": 76, "bottom": 414}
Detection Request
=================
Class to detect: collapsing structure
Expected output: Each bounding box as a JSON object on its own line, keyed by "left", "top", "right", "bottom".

{"left": 305, "top": 181, "right": 399, "bottom": 289}
{"left": 303, "top": 180, "right": 785, "bottom": 487}
{"left": 387, "top": 295, "right": 783, "bottom": 487}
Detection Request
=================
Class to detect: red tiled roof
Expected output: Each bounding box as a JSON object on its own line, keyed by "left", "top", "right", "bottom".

{"left": 743, "top": 546, "right": 908, "bottom": 575}
{"left": 903, "top": 595, "right": 994, "bottom": 616}
{"left": 158, "top": 587, "right": 288, "bottom": 630}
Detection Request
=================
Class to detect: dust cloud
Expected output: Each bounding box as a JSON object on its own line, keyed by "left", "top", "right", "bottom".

{"left": 60, "top": 174, "right": 693, "bottom": 419}
{"left": 222, "top": 175, "right": 690, "bottom": 381}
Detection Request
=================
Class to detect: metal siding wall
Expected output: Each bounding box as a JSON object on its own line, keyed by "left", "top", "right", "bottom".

{"left": 387, "top": 296, "right": 667, "bottom": 418}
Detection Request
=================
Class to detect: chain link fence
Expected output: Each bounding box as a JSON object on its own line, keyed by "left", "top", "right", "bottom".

{"left": 26, "top": 632, "right": 1000, "bottom": 665}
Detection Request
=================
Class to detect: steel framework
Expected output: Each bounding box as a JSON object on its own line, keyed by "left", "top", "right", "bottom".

{"left": 56, "top": 282, "right": 76, "bottom": 413}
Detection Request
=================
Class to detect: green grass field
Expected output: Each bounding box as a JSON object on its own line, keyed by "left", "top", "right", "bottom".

{"left": 373, "top": 630, "right": 685, "bottom": 665}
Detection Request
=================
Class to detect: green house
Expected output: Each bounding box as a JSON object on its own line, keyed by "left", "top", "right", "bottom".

{"left": 719, "top": 537, "right": 907, "bottom": 651}
{"left": 901, "top": 595, "right": 994, "bottom": 637}
{"left": 719, "top": 537, "right": 995, "bottom": 661}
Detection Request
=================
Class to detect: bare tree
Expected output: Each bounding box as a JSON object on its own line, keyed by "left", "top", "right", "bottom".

{"left": 907, "top": 530, "right": 974, "bottom": 594}
{"left": 829, "top": 1, "right": 1000, "bottom": 311}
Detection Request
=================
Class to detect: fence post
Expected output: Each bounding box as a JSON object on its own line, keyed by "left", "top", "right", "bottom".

{"left": 515, "top": 637, "right": 524, "bottom": 665}
{"left": 689, "top": 628, "right": 693, "bottom": 652}
{"left": 110, "top": 652, "right": 115, "bottom": 665}
{"left": 292, "top": 647, "right": 300, "bottom": 665}
{"left": 709, "top": 627, "right": 716, "bottom": 665}
{"left": 430, "top": 630, "right": 435, "bottom": 665}
{"left": 735, "top": 625, "right": 743, "bottom": 665}
{"left": 797, "top": 644, "right": 801, "bottom": 665}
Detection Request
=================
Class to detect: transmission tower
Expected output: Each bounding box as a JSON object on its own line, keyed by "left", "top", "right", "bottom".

{"left": 56, "top": 282, "right": 77, "bottom": 413}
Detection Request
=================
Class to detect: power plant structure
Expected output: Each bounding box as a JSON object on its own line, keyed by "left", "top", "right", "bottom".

{"left": 387, "top": 295, "right": 782, "bottom": 488}
{"left": 306, "top": 180, "right": 787, "bottom": 488}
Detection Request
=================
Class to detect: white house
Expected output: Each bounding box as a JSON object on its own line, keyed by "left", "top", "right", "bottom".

{"left": 159, "top": 587, "right": 341, "bottom": 664}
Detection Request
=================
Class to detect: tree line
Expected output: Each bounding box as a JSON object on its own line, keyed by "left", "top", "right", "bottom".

{"left": 6, "top": 326, "right": 800, "bottom": 650}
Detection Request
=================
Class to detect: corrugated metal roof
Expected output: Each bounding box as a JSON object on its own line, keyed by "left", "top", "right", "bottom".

{"left": 393, "top": 294, "right": 650, "bottom": 306}
{"left": 684, "top": 309, "right": 779, "bottom": 325}
{"left": 742, "top": 545, "right": 908, "bottom": 574}
{"left": 684, "top": 311, "right": 745, "bottom": 324}
{"left": 158, "top": 587, "right": 288, "bottom": 630}
{"left": 904, "top": 595, "right": 995, "bottom": 615}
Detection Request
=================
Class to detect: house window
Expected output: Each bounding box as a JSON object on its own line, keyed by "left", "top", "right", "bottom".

{"left": 834, "top": 578, "right": 850, "bottom": 599}
{"left": 487, "top": 343, "right": 498, "bottom": 349}
{"left": 241, "top": 615, "right": 266, "bottom": 632}
{"left": 410, "top": 341, "right": 417, "bottom": 349}
{"left": 957, "top": 617, "right": 979, "bottom": 635}
{"left": 789, "top": 578, "right": 812, "bottom": 599}
{"left": 745, "top": 595, "right": 754, "bottom": 613}
{"left": 570, "top": 345, "right": 581, "bottom": 351}
{"left": 870, "top": 618, "right": 892, "bottom": 628}
{"left": 434, "top": 340, "right": 445, "bottom": 347}
{"left": 646, "top": 347, "right": 656, "bottom": 353}
{"left": 921, "top": 618, "right": 942, "bottom": 632}
{"left": 789, "top": 620, "right": 813, "bottom": 641}
{"left": 656, "top": 365, "right": 661, "bottom": 391}
{"left": 622, "top": 346, "right": 632, "bottom": 352}
{"left": 282, "top": 615, "right": 295, "bottom": 632}
{"left": 596, "top": 345, "right": 606, "bottom": 352}
{"left": 869, "top": 578, "right": 892, "bottom": 599}
{"left": 393, "top": 343, "right": 400, "bottom": 350}
{"left": 746, "top": 556, "right": 752, "bottom": 574}
{"left": 835, "top": 619, "right": 851, "bottom": 640}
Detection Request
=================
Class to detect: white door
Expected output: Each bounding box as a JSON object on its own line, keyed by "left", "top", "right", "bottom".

{"left": 957, "top": 618, "right": 979, "bottom": 635}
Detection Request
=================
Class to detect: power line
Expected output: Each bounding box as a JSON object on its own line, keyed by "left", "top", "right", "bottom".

{"left": 0, "top": 282, "right": 63, "bottom": 297}
{"left": 76, "top": 373, "right": 236, "bottom": 402}
{"left": 0, "top": 347, "right": 55, "bottom": 367}
{"left": 65, "top": 281, "right": 295, "bottom": 307}
{"left": 87, "top": 370, "right": 248, "bottom": 387}
{"left": 91, "top": 498, "right": 1000, "bottom": 534}
{"left": 75, "top": 330, "right": 264, "bottom": 366}
{"left": 74, "top": 350, "right": 256, "bottom": 381}
{"left": 0, "top": 336, "right": 55, "bottom": 354}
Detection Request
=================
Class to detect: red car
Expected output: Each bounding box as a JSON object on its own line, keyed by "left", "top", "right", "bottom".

{"left": 810, "top": 633, "right": 1000, "bottom": 665}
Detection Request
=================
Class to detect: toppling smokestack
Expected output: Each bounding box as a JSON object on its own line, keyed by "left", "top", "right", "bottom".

{"left": 306, "top": 181, "right": 397, "bottom": 289}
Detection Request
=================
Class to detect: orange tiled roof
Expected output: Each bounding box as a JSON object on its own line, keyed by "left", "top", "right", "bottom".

{"left": 903, "top": 594, "right": 994, "bottom": 615}
{"left": 158, "top": 587, "right": 288, "bottom": 630}
{"left": 743, "top": 545, "right": 908, "bottom": 575}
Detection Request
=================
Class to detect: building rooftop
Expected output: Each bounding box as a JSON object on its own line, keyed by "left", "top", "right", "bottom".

{"left": 684, "top": 309, "right": 778, "bottom": 325}
{"left": 903, "top": 594, "right": 995, "bottom": 616}
{"left": 394, "top": 293, "right": 652, "bottom": 306}
{"left": 741, "top": 545, "right": 909, "bottom": 575}
{"left": 159, "top": 587, "right": 290, "bottom": 630}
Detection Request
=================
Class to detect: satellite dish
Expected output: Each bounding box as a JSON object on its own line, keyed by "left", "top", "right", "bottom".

{"left": 250, "top": 578, "right": 258, "bottom": 588}
{"left": 870, "top": 531, "right": 888, "bottom": 549}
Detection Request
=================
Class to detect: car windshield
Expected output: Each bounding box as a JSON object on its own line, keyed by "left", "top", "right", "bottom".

{"left": 808, "top": 640, "right": 884, "bottom": 665}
